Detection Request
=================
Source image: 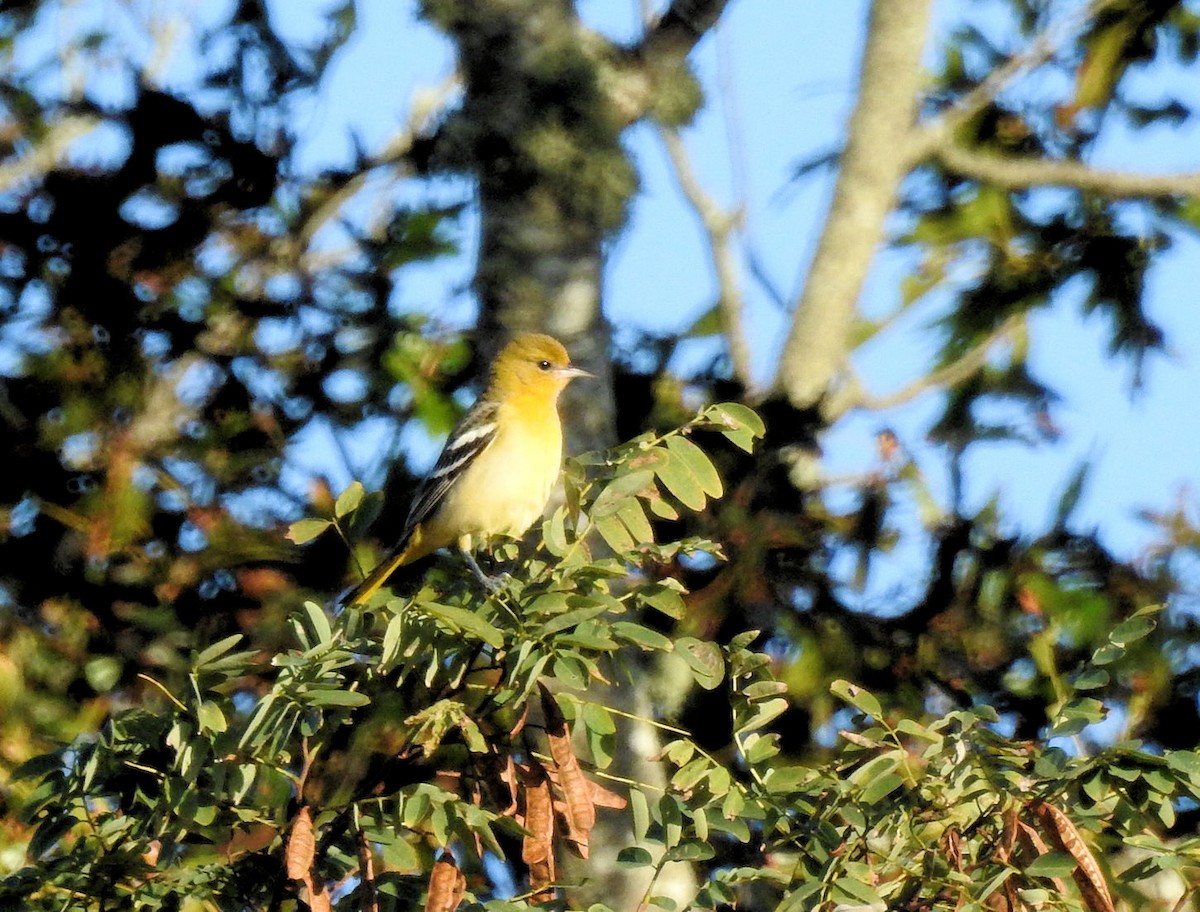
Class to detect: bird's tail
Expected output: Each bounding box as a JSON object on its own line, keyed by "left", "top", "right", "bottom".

{"left": 343, "top": 544, "right": 411, "bottom": 608}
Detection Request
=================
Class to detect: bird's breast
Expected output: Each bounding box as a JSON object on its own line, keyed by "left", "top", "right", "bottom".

{"left": 444, "top": 401, "right": 563, "bottom": 539}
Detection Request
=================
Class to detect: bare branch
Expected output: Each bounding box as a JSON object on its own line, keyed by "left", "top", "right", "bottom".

{"left": 355, "top": 812, "right": 380, "bottom": 912}
{"left": 835, "top": 314, "right": 1027, "bottom": 417}
{"left": 298, "top": 75, "right": 459, "bottom": 248}
{"left": 658, "top": 127, "right": 754, "bottom": 389}
{"left": 773, "top": 0, "right": 933, "bottom": 410}
{"left": 908, "top": 0, "right": 1126, "bottom": 163}
{"left": 935, "top": 143, "right": 1200, "bottom": 199}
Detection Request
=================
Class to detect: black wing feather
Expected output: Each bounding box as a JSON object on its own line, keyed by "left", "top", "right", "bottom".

{"left": 400, "top": 398, "right": 499, "bottom": 540}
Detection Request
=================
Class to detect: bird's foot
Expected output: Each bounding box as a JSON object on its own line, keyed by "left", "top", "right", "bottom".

{"left": 463, "top": 551, "right": 506, "bottom": 592}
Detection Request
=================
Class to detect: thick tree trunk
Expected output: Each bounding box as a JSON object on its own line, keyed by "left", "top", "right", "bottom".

{"left": 419, "top": 2, "right": 730, "bottom": 907}
{"left": 774, "top": 0, "right": 933, "bottom": 412}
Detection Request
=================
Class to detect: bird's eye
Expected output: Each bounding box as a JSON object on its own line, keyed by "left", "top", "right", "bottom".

{"left": 537, "top": 359, "right": 552, "bottom": 371}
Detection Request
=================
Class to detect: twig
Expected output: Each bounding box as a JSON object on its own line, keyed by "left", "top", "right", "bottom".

{"left": 908, "top": 0, "right": 1127, "bottom": 163}
{"left": 298, "top": 74, "right": 459, "bottom": 247}
{"left": 835, "top": 313, "right": 1026, "bottom": 416}
{"left": 658, "top": 127, "right": 754, "bottom": 389}
{"left": 936, "top": 143, "right": 1200, "bottom": 199}
{"left": 354, "top": 807, "right": 380, "bottom": 912}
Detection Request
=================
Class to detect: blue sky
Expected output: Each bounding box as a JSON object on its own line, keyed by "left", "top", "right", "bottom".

{"left": 264, "top": 0, "right": 1200, "bottom": 571}
{"left": 20, "top": 0, "right": 1198, "bottom": 583}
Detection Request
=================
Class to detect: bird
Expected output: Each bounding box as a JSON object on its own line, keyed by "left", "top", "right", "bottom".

{"left": 344, "top": 333, "right": 591, "bottom": 607}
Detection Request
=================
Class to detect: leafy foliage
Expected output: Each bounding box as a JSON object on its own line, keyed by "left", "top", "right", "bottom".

{"left": 6, "top": 407, "right": 1200, "bottom": 910}
{"left": 4, "top": 0, "right": 1200, "bottom": 911}
{"left": 0, "top": 0, "right": 467, "bottom": 788}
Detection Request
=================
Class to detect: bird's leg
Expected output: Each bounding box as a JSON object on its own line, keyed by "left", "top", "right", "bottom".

{"left": 461, "top": 547, "right": 503, "bottom": 592}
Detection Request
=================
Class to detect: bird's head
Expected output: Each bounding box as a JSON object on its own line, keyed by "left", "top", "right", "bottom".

{"left": 491, "top": 333, "right": 592, "bottom": 398}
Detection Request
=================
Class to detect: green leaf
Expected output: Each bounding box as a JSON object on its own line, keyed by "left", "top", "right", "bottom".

{"left": 617, "top": 497, "right": 654, "bottom": 545}
{"left": 895, "top": 718, "right": 940, "bottom": 743}
{"left": 860, "top": 772, "right": 904, "bottom": 804}
{"left": 848, "top": 751, "right": 901, "bottom": 789}
{"left": 630, "top": 787, "right": 650, "bottom": 841}
{"left": 195, "top": 633, "right": 245, "bottom": 669}
{"left": 287, "top": 518, "right": 331, "bottom": 545}
{"left": 641, "top": 583, "right": 687, "bottom": 619}
{"left": 299, "top": 601, "right": 333, "bottom": 648}
{"left": 612, "top": 621, "right": 673, "bottom": 651}
{"left": 664, "top": 840, "right": 715, "bottom": 862}
{"left": 736, "top": 697, "right": 788, "bottom": 735}
{"left": 1052, "top": 461, "right": 1089, "bottom": 529}
{"left": 617, "top": 847, "right": 654, "bottom": 867}
{"left": 660, "top": 793, "right": 684, "bottom": 848}
{"left": 12, "top": 752, "right": 66, "bottom": 782}
{"left": 1072, "top": 668, "right": 1110, "bottom": 690}
{"left": 527, "top": 592, "right": 571, "bottom": 618}
{"left": 684, "top": 303, "right": 721, "bottom": 337}
{"left": 84, "top": 656, "right": 122, "bottom": 692}
{"left": 830, "top": 679, "right": 883, "bottom": 719}
{"left": 705, "top": 402, "right": 765, "bottom": 453}
{"left": 1167, "top": 750, "right": 1200, "bottom": 777}
{"left": 595, "top": 511, "right": 637, "bottom": 553}
{"left": 197, "top": 701, "right": 227, "bottom": 734}
{"left": 832, "top": 875, "right": 884, "bottom": 909}
{"left": 307, "top": 688, "right": 371, "bottom": 707}
{"left": 592, "top": 468, "right": 657, "bottom": 518}
{"left": 553, "top": 654, "right": 589, "bottom": 690}
{"left": 707, "top": 765, "right": 731, "bottom": 797}
{"left": 671, "top": 757, "right": 710, "bottom": 792}
{"left": 677, "top": 637, "right": 725, "bottom": 690}
{"left": 544, "top": 507, "right": 568, "bottom": 556}
{"left": 419, "top": 602, "right": 505, "bottom": 648}
{"left": 1109, "top": 614, "right": 1157, "bottom": 646}
{"left": 541, "top": 604, "right": 609, "bottom": 636}
{"left": 558, "top": 623, "right": 619, "bottom": 651}
{"left": 1025, "top": 851, "right": 1078, "bottom": 879}
{"left": 381, "top": 612, "right": 405, "bottom": 672}
{"left": 654, "top": 446, "right": 707, "bottom": 511}
{"left": 763, "top": 765, "right": 808, "bottom": 794}
{"left": 582, "top": 701, "right": 616, "bottom": 736}
{"left": 741, "top": 732, "right": 780, "bottom": 764}
{"left": 1050, "top": 697, "right": 1107, "bottom": 736}
{"left": 665, "top": 435, "right": 723, "bottom": 498}
{"left": 743, "top": 680, "right": 788, "bottom": 701}
{"left": 644, "top": 897, "right": 678, "bottom": 912}
{"left": 335, "top": 480, "right": 365, "bottom": 518}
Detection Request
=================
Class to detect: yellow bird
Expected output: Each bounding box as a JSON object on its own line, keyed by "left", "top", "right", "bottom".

{"left": 345, "top": 333, "right": 590, "bottom": 606}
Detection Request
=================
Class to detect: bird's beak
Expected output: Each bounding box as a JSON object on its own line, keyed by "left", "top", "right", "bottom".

{"left": 556, "top": 365, "right": 593, "bottom": 381}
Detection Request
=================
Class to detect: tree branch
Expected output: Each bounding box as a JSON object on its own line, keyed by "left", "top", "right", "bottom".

{"left": 935, "top": 143, "right": 1200, "bottom": 199}
{"left": 773, "top": 0, "right": 933, "bottom": 410}
{"left": 658, "top": 127, "right": 754, "bottom": 389}
{"left": 298, "top": 75, "right": 459, "bottom": 248}
{"left": 907, "top": 0, "right": 1127, "bottom": 164}
{"left": 834, "top": 313, "right": 1027, "bottom": 417}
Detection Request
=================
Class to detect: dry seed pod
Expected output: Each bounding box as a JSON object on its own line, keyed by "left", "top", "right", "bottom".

{"left": 1033, "top": 802, "right": 1115, "bottom": 912}
{"left": 424, "top": 851, "right": 466, "bottom": 912}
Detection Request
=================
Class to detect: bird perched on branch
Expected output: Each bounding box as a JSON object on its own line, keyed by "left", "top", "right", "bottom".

{"left": 345, "top": 333, "right": 591, "bottom": 606}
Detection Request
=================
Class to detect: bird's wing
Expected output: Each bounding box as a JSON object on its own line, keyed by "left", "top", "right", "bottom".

{"left": 401, "top": 397, "right": 500, "bottom": 539}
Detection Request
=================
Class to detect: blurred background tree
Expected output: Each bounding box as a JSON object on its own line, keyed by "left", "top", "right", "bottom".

{"left": 1, "top": 0, "right": 1200, "bottom": 909}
